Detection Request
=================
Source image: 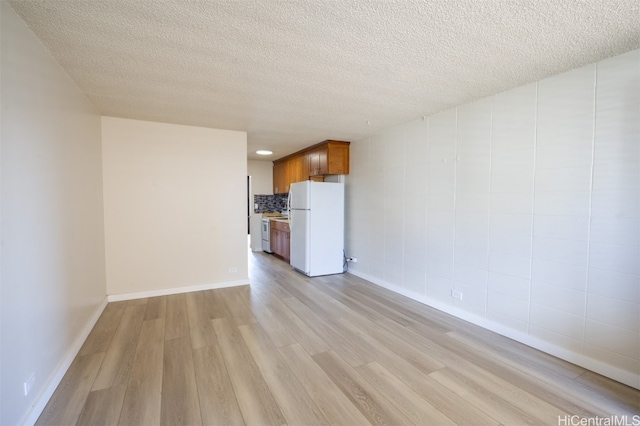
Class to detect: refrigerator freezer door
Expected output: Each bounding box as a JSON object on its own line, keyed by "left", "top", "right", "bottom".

{"left": 289, "top": 209, "right": 310, "bottom": 274}
{"left": 289, "top": 181, "right": 311, "bottom": 210}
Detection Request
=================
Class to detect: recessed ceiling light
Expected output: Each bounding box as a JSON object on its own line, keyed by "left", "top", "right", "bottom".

{"left": 256, "top": 150, "right": 273, "bottom": 155}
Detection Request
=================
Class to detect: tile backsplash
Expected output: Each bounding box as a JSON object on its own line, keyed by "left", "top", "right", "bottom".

{"left": 254, "top": 194, "right": 288, "bottom": 213}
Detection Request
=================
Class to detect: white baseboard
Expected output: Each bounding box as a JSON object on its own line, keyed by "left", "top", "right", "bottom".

{"left": 21, "top": 279, "right": 249, "bottom": 425}
{"left": 21, "top": 297, "right": 109, "bottom": 426}
{"left": 107, "top": 279, "right": 250, "bottom": 302}
{"left": 349, "top": 270, "right": 640, "bottom": 390}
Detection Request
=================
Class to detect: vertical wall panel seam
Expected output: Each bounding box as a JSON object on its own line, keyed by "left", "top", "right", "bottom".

{"left": 400, "top": 127, "right": 406, "bottom": 289}
{"left": 423, "top": 117, "right": 430, "bottom": 297}
{"left": 486, "top": 96, "right": 494, "bottom": 318}
{"left": 582, "top": 63, "right": 598, "bottom": 353}
{"left": 527, "top": 82, "right": 539, "bottom": 334}
{"left": 367, "top": 137, "right": 373, "bottom": 276}
{"left": 383, "top": 136, "right": 387, "bottom": 281}
{"left": 451, "top": 108, "right": 458, "bottom": 307}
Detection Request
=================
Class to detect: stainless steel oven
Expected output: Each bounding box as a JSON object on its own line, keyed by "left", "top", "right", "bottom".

{"left": 261, "top": 218, "right": 273, "bottom": 253}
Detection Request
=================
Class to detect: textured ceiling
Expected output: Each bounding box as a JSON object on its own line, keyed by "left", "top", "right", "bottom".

{"left": 8, "top": 0, "right": 640, "bottom": 160}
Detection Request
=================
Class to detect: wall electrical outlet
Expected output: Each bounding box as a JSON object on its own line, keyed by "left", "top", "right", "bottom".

{"left": 451, "top": 290, "right": 463, "bottom": 300}
{"left": 24, "top": 372, "right": 35, "bottom": 396}
{"left": 347, "top": 257, "right": 358, "bottom": 263}
{"left": 229, "top": 267, "right": 238, "bottom": 273}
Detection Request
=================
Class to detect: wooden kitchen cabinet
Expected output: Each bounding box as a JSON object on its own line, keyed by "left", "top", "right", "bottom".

{"left": 270, "top": 220, "right": 290, "bottom": 261}
{"left": 288, "top": 154, "right": 307, "bottom": 185}
{"left": 270, "top": 227, "right": 280, "bottom": 255}
{"left": 311, "top": 140, "right": 349, "bottom": 176}
{"left": 272, "top": 140, "right": 350, "bottom": 193}
{"left": 307, "top": 146, "right": 328, "bottom": 176}
{"left": 273, "top": 161, "right": 289, "bottom": 194}
{"left": 274, "top": 155, "right": 306, "bottom": 194}
{"left": 281, "top": 229, "right": 290, "bottom": 261}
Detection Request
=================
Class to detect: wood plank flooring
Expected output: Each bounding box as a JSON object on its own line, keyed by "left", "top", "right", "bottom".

{"left": 37, "top": 250, "right": 640, "bottom": 425}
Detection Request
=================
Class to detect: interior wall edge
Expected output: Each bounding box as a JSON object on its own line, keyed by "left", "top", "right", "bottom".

{"left": 19, "top": 297, "right": 109, "bottom": 426}
{"left": 347, "top": 270, "right": 640, "bottom": 390}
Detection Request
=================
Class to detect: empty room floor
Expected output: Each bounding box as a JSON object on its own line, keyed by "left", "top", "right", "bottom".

{"left": 37, "top": 250, "right": 639, "bottom": 425}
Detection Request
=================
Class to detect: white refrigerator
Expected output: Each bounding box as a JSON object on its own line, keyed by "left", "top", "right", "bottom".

{"left": 288, "top": 181, "right": 345, "bottom": 277}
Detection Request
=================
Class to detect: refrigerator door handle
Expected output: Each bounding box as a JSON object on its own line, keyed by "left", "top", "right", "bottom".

{"left": 287, "top": 190, "right": 292, "bottom": 230}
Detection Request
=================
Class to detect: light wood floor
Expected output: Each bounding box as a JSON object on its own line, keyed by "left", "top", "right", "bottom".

{"left": 38, "top": 250, "right": 639, "bottom": 425}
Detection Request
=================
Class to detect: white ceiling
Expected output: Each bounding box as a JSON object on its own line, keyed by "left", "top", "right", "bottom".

{"left": 9, "top": 0, "right": 640, "bottom": 160}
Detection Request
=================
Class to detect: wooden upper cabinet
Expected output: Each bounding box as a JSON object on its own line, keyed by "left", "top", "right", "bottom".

{"left": 289, "top": 154, "right": 306, "bottom": 184}
{"left": 308, "top": 146, "right": 328, "bottom": 176}
{"left": 273, "top": 140, "right": 349, "bottom": 194}
{"left": 309, "top": 141, "right": 349, "bottom": 176}
{"left": 273, "top": 161, "right": 289, "bottom": 194}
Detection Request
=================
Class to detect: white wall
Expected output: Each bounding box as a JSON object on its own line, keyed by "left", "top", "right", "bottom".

{"left": 248, "top": 159, "right": 274, "bottom": 195}
{"left": 1, "top": 2, "right": 107, "bottom": 424}
{"left": 346, "top": 49, "right": 639, "bottom": 389}
{"left": 102, "top": 117, "right": 248, "bottom": 297}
